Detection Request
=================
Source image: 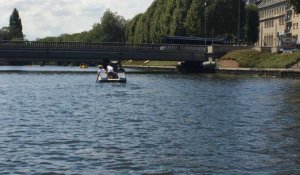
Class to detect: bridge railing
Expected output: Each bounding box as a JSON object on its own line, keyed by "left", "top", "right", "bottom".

{"left": 0, "top": 41, "right": 207, "bottom": 54}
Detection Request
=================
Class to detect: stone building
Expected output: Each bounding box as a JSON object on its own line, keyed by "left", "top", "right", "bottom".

{"left": 258, "top": 0, "right": 300, "bottom": 47}
{"left": 286, "top": 5, "right": 300, "bottom": 42}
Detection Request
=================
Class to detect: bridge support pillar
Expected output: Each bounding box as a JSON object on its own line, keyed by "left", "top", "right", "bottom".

{"left": 176, "top": 61, "right": 216, "bottom": 73}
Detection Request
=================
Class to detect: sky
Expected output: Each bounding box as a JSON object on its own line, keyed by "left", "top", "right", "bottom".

{"left": 0, "top": 0, "right": 154, "bottom": 40}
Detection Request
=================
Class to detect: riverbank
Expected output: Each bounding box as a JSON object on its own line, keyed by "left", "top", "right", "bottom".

{"left": 217, "top": 49, "right": 300, "bottom": 78}
{"left": 220, "top": 49, "right": 300, "bottom": 68}
{"left": 123, "top": 49, "right": 300, "bottom": 70}
{"left": 122, "top": 60, "right": 177, "bottom": 71}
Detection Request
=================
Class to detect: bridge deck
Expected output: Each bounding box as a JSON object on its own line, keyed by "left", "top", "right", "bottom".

{"left": 0, "top": 41, "right": 252, "bottom": 63}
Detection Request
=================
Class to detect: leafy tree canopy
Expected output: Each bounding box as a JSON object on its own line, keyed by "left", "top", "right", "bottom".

{"left": 0, "top": 27, "right": 12, "bottom": 40}
{"left": 244, "top": 4, "right": 259, "bottom": 44}
{"left": 126, "top": 0, "right": 246, "bottom": 44}
{"left": 39, "top": 0, "right": 260, "bottom": 45}
{"left": 9, "top": 8, "right": 24, "bottom": 40}
{"left": 98, "top": 10, "right": 126, "bottom": 42}
{"left": 289, "top": 0, "right": 300, "bottom": 13}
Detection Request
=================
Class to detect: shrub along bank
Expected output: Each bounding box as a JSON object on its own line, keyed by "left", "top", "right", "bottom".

{"left": 221, "top": 49, "right": 300, "bottom": 68}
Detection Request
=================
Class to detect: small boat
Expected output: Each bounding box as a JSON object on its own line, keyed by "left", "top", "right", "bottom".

{"left": 97, "top": 72, "right": 127, "bottom": 83}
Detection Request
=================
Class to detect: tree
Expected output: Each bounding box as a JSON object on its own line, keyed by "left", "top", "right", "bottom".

{"left": 99, "top": 10, "right": 126, "bottom": 42}
{"left": 244, "top": 4, "right": 259, "bottom": 44}
{"left": 148, "top": 1, "right": 167, "bottom": 43}
{"left": 289, "top": 0, "right": 300, "bottom": 13}
{"left": 170, "top": 0, "right": 192, "bottom": 36}
{"left": 39, "top": 0, "right": 250, "bottom": 44}
{"left": 206, "top": 0, "right": 245, "bottom": 40}
{"left": 185, "top": 0, "right": 205, "bottom": 36}
{"left": 86, "top": 23, "right": 103, "bottom": 42}
{"left": 0, "top": 27, "right": 12, "bottom": 40}
{"left": 125, "top": 14, "right": 142, "bottom": 43}
{"left": 9, "top": 8, "right": 24, "bottom": 40}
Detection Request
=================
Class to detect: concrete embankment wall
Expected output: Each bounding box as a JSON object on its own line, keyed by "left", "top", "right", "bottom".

{"left": 123, "top": 65, "right": 176, "bottom": 71}
{"left": 216, "top": 67, "right": 300, "bottom": 78}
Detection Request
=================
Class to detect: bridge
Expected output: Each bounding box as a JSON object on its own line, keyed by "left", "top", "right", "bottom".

{"left": 0, "top": 41, "right": 252, "bottom": 64}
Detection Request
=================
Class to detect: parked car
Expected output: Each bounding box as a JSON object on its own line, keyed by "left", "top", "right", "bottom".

{"left": 279, "top": 48, "right": 298, "bottom": 54}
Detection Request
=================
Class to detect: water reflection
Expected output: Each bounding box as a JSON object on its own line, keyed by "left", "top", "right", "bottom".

{"left": 270, "top": 81, "right": 300, "bottom": 174}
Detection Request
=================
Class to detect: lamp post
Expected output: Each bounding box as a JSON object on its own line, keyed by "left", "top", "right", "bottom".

{"left": 237, "top": 0, "right": 241, "bottom": 45}
{"left": 204, "top": 1, "right": 207, "bottom": 45}
{"left": 212, "top": 29, "right": 214, "bottom": 46}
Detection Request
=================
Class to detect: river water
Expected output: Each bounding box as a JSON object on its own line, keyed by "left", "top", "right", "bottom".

{"left": 0, "top": 66, "right": 300, "bottom": 174}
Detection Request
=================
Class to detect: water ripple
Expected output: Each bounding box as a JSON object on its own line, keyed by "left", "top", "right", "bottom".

{"left": 0, "top": 72, "right": 299, "bottom": 174}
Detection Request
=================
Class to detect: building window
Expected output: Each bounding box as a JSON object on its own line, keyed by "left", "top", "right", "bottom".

{"left": 279, "top": 17, "right": 285, "bottom": 26}
{"left": 292, "top": 23, "right": 298, "bottom": 30}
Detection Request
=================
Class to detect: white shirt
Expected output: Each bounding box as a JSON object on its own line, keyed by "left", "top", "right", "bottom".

{"left": 107, "top": 65, "right": 114, "bottom": 73}
{"left": 98, "top": 68, "right": 107, "bottom": 79}
{"left": 98, "top": 68, "right": 106, "bottom": 74}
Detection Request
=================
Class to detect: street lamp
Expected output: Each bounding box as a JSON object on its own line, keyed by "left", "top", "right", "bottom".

{"left": 204, "top": 1, "right": 207, "bottom": 45}
{"left": 237, "top": 0, "right": 241, "bottom": 45}
{"left": 212, "top": 29, "right": 214, "bottom": 46}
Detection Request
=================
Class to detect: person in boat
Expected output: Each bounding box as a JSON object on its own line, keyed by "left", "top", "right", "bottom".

{"left": 117, "top": 64, "right": 125, "bottom": 73}
{"left": 107, "top": 63, "right": 116, "bottom": 79}
{"left": 96, "top": 65, "right": 107, "bottom": 81}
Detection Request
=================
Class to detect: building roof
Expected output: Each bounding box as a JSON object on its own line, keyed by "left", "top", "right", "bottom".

{"left": 257, "top": 0, "right": 286, "bottom": 9}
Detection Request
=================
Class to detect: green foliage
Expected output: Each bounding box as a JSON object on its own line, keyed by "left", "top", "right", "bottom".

{"left": 222, "top": 49, "right": 300, "bottom": 68}
{"left": 9, "top": 8, "right": 23, "bottom": 40}
{"left": 170, "top": 0, "right": 190, "bottom": 36}
{"left": 244, "top": 4, "right": 259, "bottom": 44}
{"left": 125, "top": 0, "right": 193, "bottom": 43}
{"left": 0, "top": 27, "right": 12, "bottom": 40}
{"left": 289, "top": 0, "right": 300, "bottom": 13}
{"left": 206, "top": 0, "right": 245, "bottom": 38}
{"left": 125, "top": 14, "right": 143, "bottom": 43}
{"left": 38, "top": 0, "right": 257, "bottom": 45}
{"left": 98, "top": 10, "right": 126, "bottom": 42}
{"left": 126, "top": 0, "right": 246, "bottom": 43}
{"left": 0, "top": 8, "right": 24, "bottom": 40}
{"left": 132, "top": 14, "right": 148, "bottom": 43}
{"left": 37, "top": 31, "right": 89, "bottom": 42}
{"left": 148, "top": 1, "right": 168, "bottom": 43}
{"left": 185, "top": 0, "right": 204, "bottom": 36}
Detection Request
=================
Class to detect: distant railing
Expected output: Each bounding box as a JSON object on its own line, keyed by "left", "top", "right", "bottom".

{"left": 0, "top": 41, "right": 208, "bottom": 54}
